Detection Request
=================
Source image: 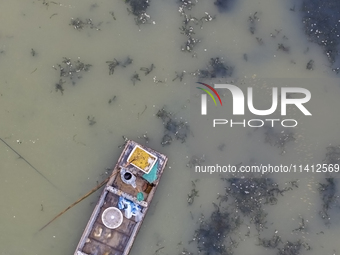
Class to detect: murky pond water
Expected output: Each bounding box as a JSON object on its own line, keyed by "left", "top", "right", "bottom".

{"left": 1, "top": 0, "right": 340, "bottom": 254}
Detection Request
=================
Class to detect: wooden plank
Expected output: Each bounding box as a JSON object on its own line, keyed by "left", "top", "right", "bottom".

{"left": 106, "top": 186, "right": 148, "bottom": 208}
{"left": 83, "top": 238, "right": 123, "bottom": 255}
{"left": 76, "top": 251, "right": 89, "bottom": 255}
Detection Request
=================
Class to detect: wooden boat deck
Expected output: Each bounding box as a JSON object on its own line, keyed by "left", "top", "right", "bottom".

{"left": 74, "top": 140, "right": 168, "bottom": 255}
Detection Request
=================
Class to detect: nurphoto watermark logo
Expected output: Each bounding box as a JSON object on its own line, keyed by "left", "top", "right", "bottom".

{"left": 196, "top": 82, "right": 312, "bottom": 128}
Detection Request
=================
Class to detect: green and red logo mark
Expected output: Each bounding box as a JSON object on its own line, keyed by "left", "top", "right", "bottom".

{"left": 196, "top": 82, "right": 223, "bottom": 106}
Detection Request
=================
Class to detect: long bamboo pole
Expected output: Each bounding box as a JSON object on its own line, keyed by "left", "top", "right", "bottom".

{"left": 38, "top": 169, "right": 119, "bottom": 232}
{"left": 38, "top": 158, "right": 137, "bottom": 232}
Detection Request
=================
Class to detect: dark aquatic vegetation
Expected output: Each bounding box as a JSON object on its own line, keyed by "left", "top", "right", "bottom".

{"left": 323, "top": 145, "right": 340, "bottom": 165}
{"left": 156, "top": 108, "right": 171, "bottom": 123}
{"left": 187, "top": 181, "right": 199, "bottom": 205}
{"left": 168, "top": 120, "right": 190, "bottom": 142}
{"left": 70, "top": 18, "right": 86, "bottom": 30}
{"left": 118, "top": 136, "right": 129, "bottom": 149}
{"left": 140, "top": 63, "right": 154, "bottom": 75}
{"left": 322, "top": 144, "right": 340, "bottom": 217}
{"left": 299, "top": 0, "right": 340, "bottom": 70}
{"left": 278, "top": 240, "right": 302, "bottom": 255}
{"left": 318, "top": 178, "right": 338, "bottom": 224}
{"left": 306, "top": 59, "right": 314, "bottom": 70}
{"left": 186, "top": 177, "right": 299, "bottom": 254}
{"left": 87, "top": 116, "right": 96, "bottom": 126}
{"left": 248, "top": 12, "right": 259, "bottom": 35}
{"left": 226, "top": 178, "right": 279, "bottom": 215}
{"left": 172, "top": 71, "right": 185, "bottom": 82}
{"left": 293, "top": 217, "right": 306, "bottom": 232}
{"left": 192, "top": 57, "right": 233, "bottom": 79}
{"left": 209, "top": 57, "right": 233, "bottom": 77}
{"left": 37, "top": 0, "right": 58, "bottom": 8}
{"left": 55, "top": 79, "right": 65, "bottom": 95}
{"left": 165, "top": 119, "right": 178, "bottom": 133}
{"left": 131, "top": 72, "right": 141, "bottom": 85}
{"left": 109, "top": 11, "right": 116, "bottom": 20}
{"left": 163, "top": 119, "right": 190, "bottom": 143}
{"left": 270, "top": 29, "right": 282, "bottom": 38}
{"left": 218, "top": 143, "right": 226, "bottom": 151}
{"left": 108, "top": 95, "right": 116, "bottom": 104}
{"left": 177, "top": 2, "right": 215, "bottom": 56}
{"left": 70, "top": 18, "right": 101, "bottom": 31}
{"left": 137, "top": 105, "right": 147, "bottom": 119}
{"left": 178, "top": 0, "right": 195, "bottom": 11}
{"left": 107, "top": 57, "right": 133, "bottom": 75}
{"left": 194, "top": 205, "right": 240, "bottom": 255}
{"left": 200, "top": 12, "right": 215, "bottom": 23}
{"left": 277, "top": 43, "right": 290, "bottom": 53}
{"left": 256, "top": 37, "right": 264, "bottom": 45}
{"left": 223, "top": 177, "right": 294, "bottom": 232}
{"left": 126, "top": 0, "right": 149, "bottom": 16}
{"left": 186, "top": 155, "right": 205, "bottom": 168}
{"left": 122, "top": 57, "right": 133, "bottom": 67}
{"left": 181, "top": 14, "right": 200, "bottom": 26}
{"left": 196, "top": 69, "right": 210, "bottom": 78}
{"left": 258, "top": 232, "right": 310, "bottom": 253}
{"left": 156, "top": 107, "right": 191, "bottom": 146}
{"left": 54, "top": 57, "right": 92, "bottom": 86}
{"left": 125, "top": 0, "right": 151, "bottom": 25}
{"left": 181, "top": 36, "right": 200, "bottom": 53}
{"left": 263, "top": 126, "right": 295, "bottom": 154}
{"left": 31, "top": 48, "right": 36, "bottom": 57}
{"left": 178, "top": 248, "right": 193, "bottom": 255}
{"left": 258, "top": 233, "right": 282, "bottom": 248}
{"left": 161, "top": 134, "right": 172, "bottom": 146}
{"left": 106, "top": 59, "right": 120, "bottom": 75}
{"left": 90, "top": 3, "right": 98, "bottom": 10}
{"left": 179, "top": 16, "right": 211, "bottom": 54}
{"left": 214, "top": 0, "right": 236, "bottom": 12}
{"left": 180, "top": 25, "right": 195, "bottom": 37}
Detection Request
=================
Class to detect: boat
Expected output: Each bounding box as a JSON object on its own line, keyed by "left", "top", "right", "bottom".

{"left": 74, "top": 140, "right": 168, "bottom": 255}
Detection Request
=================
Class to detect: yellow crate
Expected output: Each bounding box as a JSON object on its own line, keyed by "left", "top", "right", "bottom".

{"left": 127, "top": 145, "right": 157, "bottom": 173}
